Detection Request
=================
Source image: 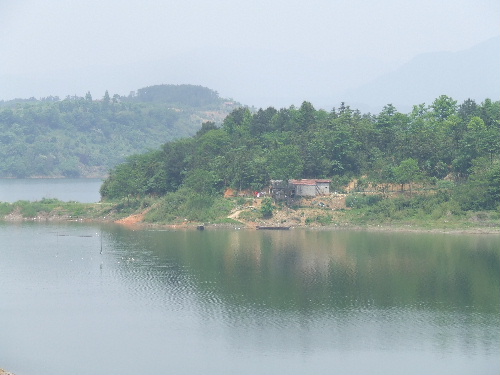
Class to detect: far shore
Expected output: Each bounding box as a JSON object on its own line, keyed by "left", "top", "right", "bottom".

{"left": 0, "top": 175, "right": 107, "bottom": 179}
{"left": 1, "top": 195, "right": 499, "bottom": 235}
{"left": 2, "top": 210, "right": 499, "bottom": 235}
{"left": 111, "top": 223, "right": 500, "bottom": 235}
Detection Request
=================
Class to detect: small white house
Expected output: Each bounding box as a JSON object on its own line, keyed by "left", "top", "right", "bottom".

{"left": 289, "top": 179, "right": 331, "bottom": 197}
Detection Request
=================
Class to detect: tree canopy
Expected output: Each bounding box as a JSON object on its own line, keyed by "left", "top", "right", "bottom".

{"left": 101, "top": 95, "right": 499, "bottom": 211}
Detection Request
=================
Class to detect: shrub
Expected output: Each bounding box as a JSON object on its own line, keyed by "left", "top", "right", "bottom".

{"left": 236, "top": 197, "right": 248, "bottom": 206}
{"left": 305, "top": 214, "right": 333, "bottom": 225}
{"left": 260, "top": 197, "right": 274, "bottom": 218}
{"left": 144, "top": 189, "right": 234, "bottom": 223}
{"left": 330, "top": 175, "right": 352, "bottom": 194}
{"left": 20, "top": 204, "right": 38, "bottom": 218}
{"left": 238, "top": 209, "right": 259, "bottom": 221}
{"left": 39, "top": 198, "right": 63, "bottom": 204}
{"left": 0, "top": 202, "right": 14, "bottom": 216}
{"left": 345, "top": 194, "right": 383, "bottom": 208}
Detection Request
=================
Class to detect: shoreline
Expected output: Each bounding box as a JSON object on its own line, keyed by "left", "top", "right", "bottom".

{"left": 1, "top": 199, "right": 499, "bottom": 235}
{"left": 139, "top": 223, "right": 500, "bottom": 234}
{"left": 2, "top": 213, "right": 499, "bottom": 235}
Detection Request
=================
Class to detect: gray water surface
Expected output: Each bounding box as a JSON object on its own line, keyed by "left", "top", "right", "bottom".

{"left": 1, "top": 222, "right": 499, "bottom": 375}
{"left": 0, "top": 178, "right": 103, "bottom": 203}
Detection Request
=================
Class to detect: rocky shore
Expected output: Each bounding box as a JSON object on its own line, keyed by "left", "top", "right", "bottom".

{"left": 2, "top": 196, "right": 499, "bottom": 234}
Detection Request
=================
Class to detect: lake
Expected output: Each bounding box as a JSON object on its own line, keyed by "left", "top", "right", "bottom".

{"left": 1, "top": 222, "right": 499, "bottom": 375}
{"left": 0, "top": 178, "right": 103, "bottom": 203}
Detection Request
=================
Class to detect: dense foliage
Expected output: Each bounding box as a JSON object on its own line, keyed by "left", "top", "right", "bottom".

{"left": 0, "top": 84, "right": 236, "bottom": 177}
{"left": 101, "top": 96, "right": 499, "bottom": 212}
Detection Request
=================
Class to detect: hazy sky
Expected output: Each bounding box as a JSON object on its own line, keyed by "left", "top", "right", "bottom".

{"left": 1, "top": 0, "right": 499, "bottom": 105}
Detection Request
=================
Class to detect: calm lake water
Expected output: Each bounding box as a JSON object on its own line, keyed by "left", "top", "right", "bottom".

{"left": 0, "top": 178, "right": 103, "bottom": 203}
{"left": 1, "top": 222, "right": 499, "bottom": 375}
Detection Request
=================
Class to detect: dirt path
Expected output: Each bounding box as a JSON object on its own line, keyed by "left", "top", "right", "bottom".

{"left": 227, "top": 209, "right": 243, "bottom": 219}
{"left": 115, "top": 206, "right": 152, "bottom": 226}
{"left": 115, "top": 213, "right": 146, "bottom": 225}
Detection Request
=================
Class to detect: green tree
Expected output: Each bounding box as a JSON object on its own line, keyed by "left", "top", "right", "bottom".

{"left": 183, "top": 168, "right": 220, "bottom": 194}
{"left": 102, "top": 90, "right": 110, "bottom": 106}
{"left": 458, "top": 98, "right": 480, "bottom": 123}
{"left": 100, "top": 150, "right": 165, "bottom": 199}
{"left": 161, "top": 138, "right": 195, "bottom": 192}
{"left": 404, "top": 105, "right": 451, "bottom": 177}
{"left": 221, "top": 107, "right": 252, "bottom": 136}
{"left": 431, "top": 95, "right": 457, "bottom": 122}
{"left": 477, "top": 161, "right": 500, "bottom": 209}
{"left": 196, "top": 121, "right": 218, "bottom": 137}
{"left": 192, "top": 129, "right": 230, "bottom": 169}
{"left": 267, "top": 145, "right": 304, "bottom": 180}
{"left": 249, "top": 107, "right": 278, "bottom": 136}
{"left": 393, "top": 158, "right": 422, "bottom": 195}
{"left": 453, "top": 158, "right": 500, "bottom": 210}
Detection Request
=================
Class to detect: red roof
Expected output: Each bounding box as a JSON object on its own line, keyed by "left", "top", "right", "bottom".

{"left": 289, "top": 179, "right": 331, "bottom": 186}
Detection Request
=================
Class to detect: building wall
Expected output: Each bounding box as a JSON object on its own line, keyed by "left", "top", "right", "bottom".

{"left": 317, "top": 182, "right": 330, "bottom": 195}
{"left": 294, "top": 182, "right": 330, "bottom": 197}
{"left": 295, "top": 184, "right": 316, "bottom": 197}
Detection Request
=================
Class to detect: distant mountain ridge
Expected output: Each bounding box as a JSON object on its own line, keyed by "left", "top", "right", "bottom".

{"left": 344, "top": 36, "right": 500, "bottom": 112}
{"left": 0, "top": 84, "right": 239, "bottom": 178}
{"left": 0, "top": 38, "right": 497, "bottom": 114}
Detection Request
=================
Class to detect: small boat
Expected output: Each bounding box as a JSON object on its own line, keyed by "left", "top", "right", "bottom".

{"left": 196, "top": 225, "right": 205, "bottom": 230}
{"left": 256, "top": 226, "right": 290, "bottom": 230}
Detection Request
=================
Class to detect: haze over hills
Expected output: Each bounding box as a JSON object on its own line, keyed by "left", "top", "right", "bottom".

{"left": 0, "top": 49, "right": 397, "bottom": 110}
{"left": 1, "top": 37, "right": 498, "bottom": 112}
{"left": 344, "top": 36, "right": 500, "bottom": 112}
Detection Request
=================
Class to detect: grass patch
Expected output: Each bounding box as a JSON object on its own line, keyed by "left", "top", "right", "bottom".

{"left": 345, "top": 194, "right": 383, "bottom": 209}
{"left": 144, "top": 189, "right": 235, "bottom": 224}
{"left": 0, "top": 202, "right": 14, "bottom": 216}
{"left": 238, "top": 209, "right": 259, "bottom": 221}
{"left": 341, "top": 190, "right": 499, "bottom": 230}
{"left": 0, "top": 199, "right": 116, "bottom": 221}
{"left": 305, "top": 214, "right": 334, "bottom": 225}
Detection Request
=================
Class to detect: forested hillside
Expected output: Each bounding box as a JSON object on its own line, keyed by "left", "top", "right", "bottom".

{"left": 0, "top": 84, "right": 238, "bottom": 178}
{"left": 101, "top": 95, "right": 499, "bottom": 212}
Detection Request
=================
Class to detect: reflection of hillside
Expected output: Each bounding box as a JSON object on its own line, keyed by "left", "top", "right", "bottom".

{"left": 224, "top": 229, "right": 354, "bottom": 272}
{"left": 108, "top": 227, "right": 500, "bottom": 316}
{"left": 97, "top": 226, "right": 500, "bottom": 359}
